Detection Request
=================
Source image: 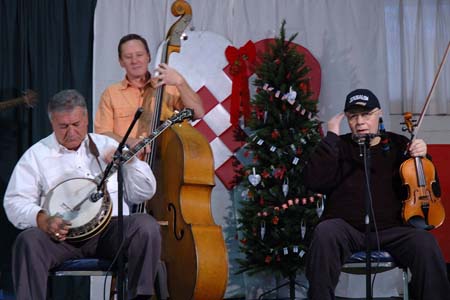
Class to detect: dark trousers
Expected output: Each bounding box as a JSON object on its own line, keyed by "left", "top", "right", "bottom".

{"left": 306, "top": 218, "right": 450, "bottom": 300}
{"left": 12, "top": 213, "right": 161, "bottom": 300}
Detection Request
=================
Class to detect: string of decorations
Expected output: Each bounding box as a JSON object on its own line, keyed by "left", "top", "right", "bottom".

{"left": 259, "top": 82, "right": 318, "bottom": 120}
{"left": 245, "top": 132, "right": 310, "bottom": 167}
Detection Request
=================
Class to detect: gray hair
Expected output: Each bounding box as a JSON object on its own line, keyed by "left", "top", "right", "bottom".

{"left": 48, "top": 89, "right": 87, "bottom": 120}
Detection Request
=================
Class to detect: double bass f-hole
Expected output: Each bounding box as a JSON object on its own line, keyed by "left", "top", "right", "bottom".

{"left": 168, "top": 203, "right": 185, "bottom": 240}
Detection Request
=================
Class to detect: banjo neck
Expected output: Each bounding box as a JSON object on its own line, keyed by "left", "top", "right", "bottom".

{"left": 99, "top": 108, "right": 193, "bottom": 183}
{"left": 67, "top": 108, "right": 193, "bottom": 216}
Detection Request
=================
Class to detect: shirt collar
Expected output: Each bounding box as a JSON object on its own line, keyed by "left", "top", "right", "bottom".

{"left": 49, "top": 133, "right": 89, "bottom": 154}
{"left": 120, "top": 72, "right": 154, "bottom": 90}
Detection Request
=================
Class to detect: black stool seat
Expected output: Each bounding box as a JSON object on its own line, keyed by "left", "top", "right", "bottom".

{"left": 343, "top": 251, "right": 400, "bottom": 274}
{"left": 347, "top": 251, "right": 394, "bottom": 263}
{"left": 341, "top": 250, "right": 409, "bottom": 300}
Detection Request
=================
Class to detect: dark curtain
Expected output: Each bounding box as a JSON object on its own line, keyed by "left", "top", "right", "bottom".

{"left": 0, "top": 0, "right": 97, "bottom": 290}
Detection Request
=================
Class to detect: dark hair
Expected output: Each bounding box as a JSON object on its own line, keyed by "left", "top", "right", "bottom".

{"left": 48, "top": 89, "right": 87, "bottom": 120}
{"left": 118, "top": 33, "right": 150, "bottom": 58}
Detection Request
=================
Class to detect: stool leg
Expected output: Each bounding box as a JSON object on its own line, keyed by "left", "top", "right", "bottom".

{"left": 110, "top": 274, "right": 117, "bottom": 300}
{"left": 402, "top": 267, "right": 409, "bottom": 300}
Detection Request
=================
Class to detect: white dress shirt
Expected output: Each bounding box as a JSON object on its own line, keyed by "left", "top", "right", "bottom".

{"left": 4, "top": 133, "right": 156, "bottom": 229}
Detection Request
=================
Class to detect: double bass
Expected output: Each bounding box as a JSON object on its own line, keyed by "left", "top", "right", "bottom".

{"left": 400, "top": 41, "right": 450, "bottom": 230}
{"left": 142, "top": 1, "right": 228, "bottom": 299}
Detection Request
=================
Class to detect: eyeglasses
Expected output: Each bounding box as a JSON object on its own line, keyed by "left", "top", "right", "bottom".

{"left": 346, "top": 109, "right": 380, "bottom": 122}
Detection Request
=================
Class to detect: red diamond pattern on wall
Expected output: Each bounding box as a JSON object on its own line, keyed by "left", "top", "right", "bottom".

{"left": 194, "top": 83, "right": 242, "bottom": 189}
{"left": 215, "top": 156, "right": 242, "bottom": 190}
{"left": 196, "top": 86, "right": 220, "bottom": 114}
{"left": 219, "top": 126, "right": 246, "bottom": 153}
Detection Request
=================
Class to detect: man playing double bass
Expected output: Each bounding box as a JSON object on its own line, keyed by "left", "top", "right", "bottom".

{"left": 94, "top": 33, "right": 204, "bottom": 150}
{"left": 4, "top": 89, "right": 161, "bottom": 300}
{"left": 304, "top": 88, "right": 450, "bottom": 300}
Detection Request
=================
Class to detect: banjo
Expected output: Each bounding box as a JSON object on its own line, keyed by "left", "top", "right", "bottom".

{"left": 43, "top": 108, "right": 194, "bottom": 242}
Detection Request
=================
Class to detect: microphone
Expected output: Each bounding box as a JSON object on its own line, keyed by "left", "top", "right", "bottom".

{"left": 352, "top": 133, "right": 379, "bottom": 145}
{"left": 89, "top": 191, "right": 104, "bottom": 202}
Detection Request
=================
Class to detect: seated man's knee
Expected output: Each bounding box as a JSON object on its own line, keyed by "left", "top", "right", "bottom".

{"left": 131, "top": 213, "right": 161, "bottom": 241}
{"left": 410, "top": 228, "right": 440, "bottom": 252}
{"left": 311, "top": 219, "right": 342, "bottom": 245}
{"left": 14, "top": 228, "right": 48, "bottom": 252}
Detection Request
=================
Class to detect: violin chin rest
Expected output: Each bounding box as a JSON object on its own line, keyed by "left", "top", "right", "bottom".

{"left": 408, "top": 216, "right": 435, "bottom": 231}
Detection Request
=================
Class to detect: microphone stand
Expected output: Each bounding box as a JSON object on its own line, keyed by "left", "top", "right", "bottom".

{"left": 358, "top": 135, "right": 373, "bottom": 300}
{"left": 108, "top": 107, "right": 143, "bottom": 300}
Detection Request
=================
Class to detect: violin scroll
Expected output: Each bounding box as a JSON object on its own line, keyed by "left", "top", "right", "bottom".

{"left": 400, "top": 112, "right": 416, "bottom": 134}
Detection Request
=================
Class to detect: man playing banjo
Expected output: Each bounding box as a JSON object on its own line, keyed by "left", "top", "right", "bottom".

{"left": 3, "top": 89, "right": 161, "bottom": 300}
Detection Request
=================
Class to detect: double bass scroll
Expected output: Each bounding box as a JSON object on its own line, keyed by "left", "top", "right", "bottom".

{"left": 145, "top": 1, "right": 228, "bottom": 299}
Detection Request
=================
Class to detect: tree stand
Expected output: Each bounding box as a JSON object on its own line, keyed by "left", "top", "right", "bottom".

{"left": 257, "top": 273, "right": 307, "bottom": 300}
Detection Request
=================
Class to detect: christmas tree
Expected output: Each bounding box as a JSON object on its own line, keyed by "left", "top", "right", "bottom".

{"left": 235, "top": 21, "right": 323, "bottom": 284}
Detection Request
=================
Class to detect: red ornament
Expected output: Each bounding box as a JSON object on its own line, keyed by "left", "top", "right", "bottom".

{"left": 272, "top": 216, "right": 279, "bottom": 225}
{"left": 273, "top": 165, "right": 287, "bottom": 179}
{"left": 271, "top": 129, "right": 280, "bottom": 139}
{"left": 259, "top": 197, "right": 265, "bottom": 206}
{"left": 256, "top": 109, "right": 264, "bottom": 120}
{"left": 299, "top": 81, "right": 309, "bottom": 93}
{"left": 265, "top": 255, "right": 272, "bottom": 264}
{"left": 262, "top": 170, "right": 271, "bottom": 178}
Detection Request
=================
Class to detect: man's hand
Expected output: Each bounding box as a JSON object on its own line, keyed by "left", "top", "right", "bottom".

{"left": 409, "top": 139, "right": 427, "bottom": 157}
{"left": 154, "top": 63, "right": 184, "bottom": 87}
{"left": 37, "top": 211, "right": 71, "bottom": 241}
{"left": 327, "top": 112, "right": 345, "bottom": 135}
{"left": 125, "top": 137, "right": 151, "bottom": 161}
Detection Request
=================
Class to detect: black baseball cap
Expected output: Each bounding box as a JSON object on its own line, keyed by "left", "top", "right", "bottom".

{"left": 344, "top": 89, "right": 380, "bottom": 112}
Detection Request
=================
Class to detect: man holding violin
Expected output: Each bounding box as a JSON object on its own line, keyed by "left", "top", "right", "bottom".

{"left": 303, "top": 88, "right": 450, "bottom": 300}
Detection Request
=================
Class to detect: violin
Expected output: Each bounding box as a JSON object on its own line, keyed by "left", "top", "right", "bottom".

{"left": 400, "top": 41, "right": 450, "bottom": 230}
{"left": 400, "top": 113, "right": 445, "bottom": 229}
